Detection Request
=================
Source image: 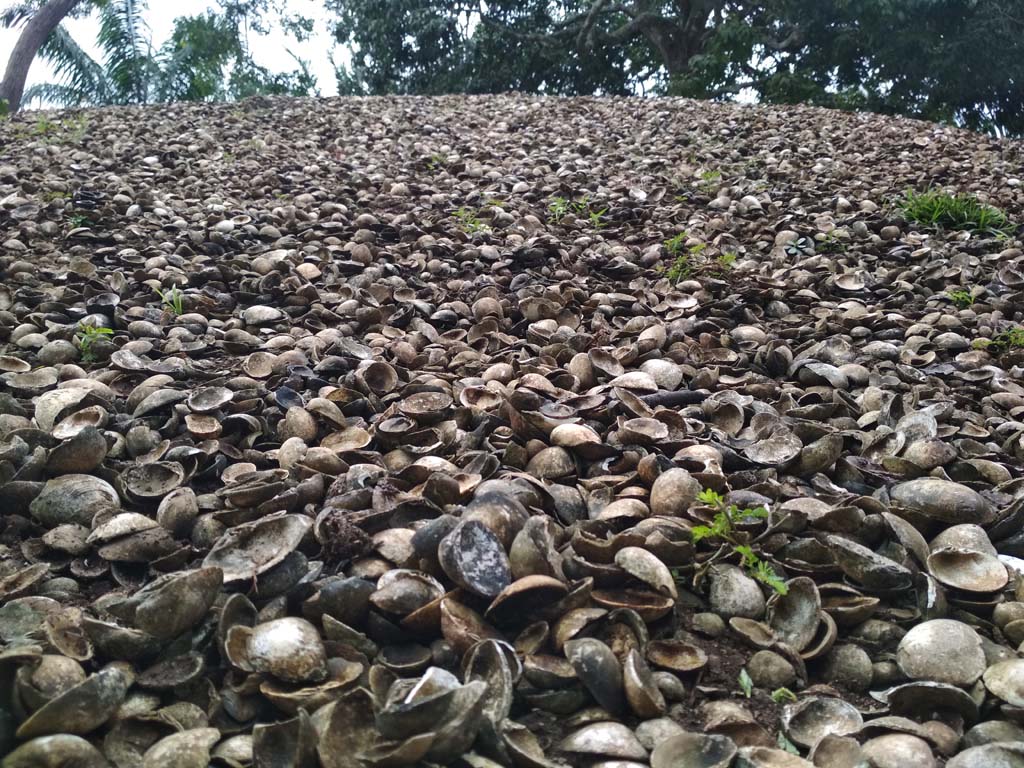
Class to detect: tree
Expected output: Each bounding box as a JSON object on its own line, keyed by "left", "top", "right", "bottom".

{"left": 2, "top": 0, "right": 318, "bottom": 111}
{"left": 327, "top": 0, "right": 1024, "bottom": 136}
{"left": 1, "top": 0, "right": 82, "bottom": 113}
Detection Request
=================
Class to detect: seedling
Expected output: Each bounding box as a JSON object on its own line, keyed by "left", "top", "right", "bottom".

{"left": 945, "top": 289, "right": 975, "bottom": 309}
{"left": 975, "top": 326, "right": 1024, "bottom": 354}
{"left": 717, "top": 252, "right": 738, "bottom": 270}
{"left": 548, "top": 197, "right": 570, "bottom": 221}
{"left": 738, "top": 668, "right": 753, "bottom": 698}
{"left": 67, "top": 214, "right": 90, "bottom": 228}
{"left": 155, "top": 286, "right": 185, "bottom": 316}
{"left": 771, "top": 687, "right": 798, "bottom": 703}
{"left": 784, "top": 237, "right": 815, "bottom": 258}
{"left": 818, "top": 231, "right": 847, "bottom": 253}
{"left": 453, "top": 206, "right": 489, "bottom": 235}
{"left": 74, "top": 322, "right": 113, "bottom": 363}
{"left": 692, "top": 488, "right": 788, "bottom": 595}
{"left": 426, "top": 152, "right": 445, "bottom": 170}
{"left": 777, "top": 732, "right": 800, "bottom": 754}
{"left": 699, "top": 169, "right": 722, "bottom": 193}
{"left": 32, "top": 115, "right": 58, "bottom": 137}
{"left": 900, "top": 188, "right": 1014, "bottom": 236}
{"left": 588, "top": 208, "right": 608, "bottom": 228}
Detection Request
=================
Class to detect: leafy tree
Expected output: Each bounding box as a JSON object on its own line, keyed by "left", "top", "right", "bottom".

{"left": 2, "top": 0, "right": 317, "bottom": 111}
{"left": 328, "top": 0, "right": 1024, "bottom": 136}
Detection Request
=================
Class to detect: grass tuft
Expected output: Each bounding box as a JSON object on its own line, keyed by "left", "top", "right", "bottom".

{"left": 900, "top": 189, "right": 1014, "bottom": 235}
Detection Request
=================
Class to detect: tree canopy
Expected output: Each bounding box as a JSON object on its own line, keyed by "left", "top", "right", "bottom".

{"left": 330, "top": 0, "right": 1024, "bottom": 136}
{"left": 3, "top": 0, "right": 1023, "bottom": 136}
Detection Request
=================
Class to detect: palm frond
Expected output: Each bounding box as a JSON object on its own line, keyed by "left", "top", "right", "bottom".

{"left": 22, "top": 81, "right": 90, "bottom": 108}
{"left": 38, "top": 24, "right": 111, "bottom": 105}
{"left": 1, "top": 2, "right": 40, "bottom": 29}
{"left": 98, "top": 0, "right": 154, "bottom": 104}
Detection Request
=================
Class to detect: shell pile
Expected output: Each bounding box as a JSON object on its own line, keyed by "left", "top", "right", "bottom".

{"left": 2, "top": 94, "right": 1024, "bottom": 767}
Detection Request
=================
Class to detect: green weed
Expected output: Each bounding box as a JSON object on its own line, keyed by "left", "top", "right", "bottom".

{"left": 771, "top": 687, "right": 798, "bottom": 703}
{"left": 453, "top": 206, "right": 489, "bottom": 235}
{"left": 738, "top": 668, "right": 753, "bottom": 698}
{"left": 699, "top": 169, "right": 722, "bottom": 193}
{"left": 67, "top": 214, "right": 90, "bottom": 228}
{"left": 945, "top": 289, "right": 975, "bottom": 309}
{"left": 155, "top": 286, "right": 185, "bottom": 316}
{"left": 74, "top": 322, "right": 113, "bottom": 363}
{"left": 900, "top": 189, "right": 1014, "bottom": 235}
{"left": 784, "top": 236, "right": 816, "bottom": 258}
{"left": 975, "top": 326, "right": 1024, "bottom": 354}
{"left": 692, "top": 488, "right": 788, "bottom": 595}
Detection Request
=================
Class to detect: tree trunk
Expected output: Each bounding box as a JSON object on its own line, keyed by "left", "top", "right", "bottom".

{"left": 0, "top": 0, "right": 81, "bottom": 113}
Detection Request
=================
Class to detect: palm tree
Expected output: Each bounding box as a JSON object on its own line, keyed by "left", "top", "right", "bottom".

{"left": 2, "top": 0, "right": 318, "bottom": 110}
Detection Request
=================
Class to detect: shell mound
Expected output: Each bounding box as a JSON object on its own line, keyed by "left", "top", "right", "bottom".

{"left": 1, "top": 94, "right": 1024, "bottom": 767}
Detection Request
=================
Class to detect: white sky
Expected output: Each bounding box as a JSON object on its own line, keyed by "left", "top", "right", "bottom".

{"left": 0, "top": 0, "right": 343, "bottom": 106}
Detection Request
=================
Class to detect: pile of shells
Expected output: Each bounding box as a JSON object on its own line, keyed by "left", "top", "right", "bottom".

{"left": 2, "top": 93, "right": 1024, "bottom": 767}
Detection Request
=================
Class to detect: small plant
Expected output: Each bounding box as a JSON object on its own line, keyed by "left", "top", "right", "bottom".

{"left": 945, "top": 289, "right": 975, "bottom": 309}
{"left": 548, "top": 196, "right": 570, "bottom": 221}
{"left": 31, "top": 115, "right": 58, "bottom": 137}
{"left": 717, "top": 252, "right": 738, "bottom": 270}
{"left": 426, "top": 152, "right": 445, "bottom": 170}
{"left": 692, "top": 488, "right": 788, "bottom": 595}
{"left": 784, "top": 236, "right": 815, "bottom": 258}
{"left": 975, "top": 326, "right": 1024, "bottom": 354}
{"left": 771, "top": 687, "right": 798, "bottom": 703}
{"left": 900, "top": 189, "right": 1014, "bottom": 236}
{"left": 155, "top": 286, "right": 185, "bottom": 316}
{"left": 62, "top": 114, "right": 89, "bottom": 142}
{"left": 74, "top": 322, "right": 113, "bottom": 363}
{"left": 664, "top": 253, "right": 693, "bottom": 283}
{"left": 818, "top": 231, "right": 847, "bottom": 254}
{"left": 222, "top": 151, "right": 236, "bottom": 164}
{"left": 664, "top": 233, "right": 687, "bottom": 255}
{"left": 588, "top": 207, "right": 608, "bottom": 228}
{"left": 67, "top": 214, "right": 90, "bottom": 228}
{"left": 699, "top": 169, "right": 722, "bottom": 193}
{"left": 776, "top": 732, "right": 800, "bottom": 755}
{"left": 41, "top": 190, "right": 69, "bottom": 203}
{"left": 453, "top": 206, "right": 489, "bottom": 235}
{"left": 738, "top": 668, "right": 753, "bottom": 698}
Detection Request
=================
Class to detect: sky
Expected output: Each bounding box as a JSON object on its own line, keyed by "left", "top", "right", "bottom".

{"left": 0, "top": 0, "right": 343, "bottom": 105}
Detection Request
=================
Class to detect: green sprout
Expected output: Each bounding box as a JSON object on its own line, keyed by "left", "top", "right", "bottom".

{"left": 945, "top": 289, "right": 975, "bottom": 309}
{"left": 717, "top": 252, "right": 738, "bottom": 270}
{"left": 74, "top": 322, "right": 113, "bottom": 363}
{"left": 588, "top": 207, "right": 608, "bottom": 228}
{"left": 661, "top": 235, "right": 710, "bottom": 284}
{"left": 548, "top": 197, "right": 570, "bottom": 221}
{"left": 67, "top": 214, "right": 90, "bottom": 228}
{"left": 155, "top": 286, "right": 185, "bottom": 316}
{"left": 699, "top": 169, "right": 722, "bottom": 193}
{"left": 692, "top": 488, "right": 788, "bottom": 595}
{"left": 777, "top": 732, "right": 800, "bottom": 755}
{"left": 738, "top": 668, "right": 753, "bottom": 698}
{"left": 453, "top": 206, "right": 489, "bottom": 235}
{"left": 426, "top": 152, "right": 445, "bottom": 170}
{"left": 771, "top": 687, "right": 798, "bottom": 703}
{"left": 975, "top": 326, "right": 1024, "bottom": 354}
{"left": 900, "top": 188, "right": 1014, "bottom": 236}
{"left": 784, "top": 237, "right": 816, "bottom": 258}
{"left": 818, "top": 231, "right": 847, "bottom": 254}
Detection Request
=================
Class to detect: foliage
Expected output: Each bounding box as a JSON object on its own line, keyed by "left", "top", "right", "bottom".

{"left": 67, "top": 213, "right": 89, "bottom": 227}
{"left": 945, "top": 289, "right": 975, "bottom": 309}
{"left": 784, "top": 236, "right": 815, "bottom": 258}
{"left": 155, "top": 286, "right": 184, "bottom": 315}
{"left": 547, "top": 195, "right": 606, "bottom": 227}
{"left": 738, "top": 668, "right": 753, "bottom": 698}
{"left": 328, "top": 0, "right": 650, "bottom": 96}
{"left": 662, "top": 234, "right": 712, "bottom": 283}
{"left": 771, "top": 687, "right": 798, "bottom": 703}
{"left": 692, "top": 488, "right": 788, "bottom": 595}
{"left": 900, "top": 189, "right": 1014, "bottom": 236}
{"left": 74, "top": 322, "right": 113, "bottom": 362}
{"left": 453, "top": 206, "right": 488, "bottom": 234}
{"left": 975, "top": 327, "right": 1024, "bottom": 354}
{"left": 6, "top": 0, "right": 316, "bottom": 109}
{"left": 323, "top": 0, "right": 1024, "bottom": 135}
